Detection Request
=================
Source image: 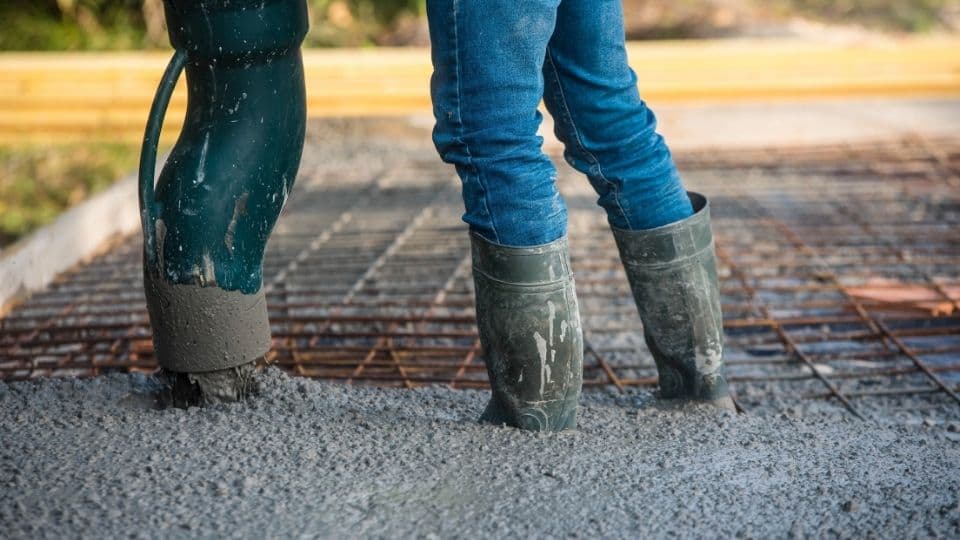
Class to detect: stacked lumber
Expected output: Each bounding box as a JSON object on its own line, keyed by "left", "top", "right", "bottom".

{"left": 0, "top": 38, "right": 958, "bottom": 143}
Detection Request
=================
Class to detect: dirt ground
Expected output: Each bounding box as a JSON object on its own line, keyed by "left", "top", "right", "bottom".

{"left": 2, "top": 369, "right": 959, "bottom": 538}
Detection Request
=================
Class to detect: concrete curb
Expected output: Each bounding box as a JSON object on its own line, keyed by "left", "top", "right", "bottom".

{"left": 0, "top": 159, "right": 163, "bottom": 315}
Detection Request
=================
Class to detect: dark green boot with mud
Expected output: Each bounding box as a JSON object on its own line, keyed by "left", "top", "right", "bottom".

{"left": 612, "top": 192, "right": 735, "bottom": 410}
{"left": 471, "top": 234, "right": 584, "bottom": 431}
{"left": 139, "top": 0, "right": 308, "bottom": 406}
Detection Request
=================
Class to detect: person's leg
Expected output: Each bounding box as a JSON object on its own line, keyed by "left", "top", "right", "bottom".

{"left": 427, "top": 0, "right": 565, "bottom": 247}
{"left": 541, "top": 0, "right": 692, "bottom": 231}
{"left": 542, "top": 0, "right": 732, "bottom": 408}
{"left": 426, "top": 0, "right": 583, "bottom": 430}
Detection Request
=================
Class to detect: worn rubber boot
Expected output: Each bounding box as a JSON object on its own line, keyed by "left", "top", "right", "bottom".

{"left": 612, "top": 192, "right": 734, "bottom": 410}
{"left": 471, "top": 233, "right": 584, "bottom": 431}
{"left": 139, "top": 0, "right": 308, "bottom": 406}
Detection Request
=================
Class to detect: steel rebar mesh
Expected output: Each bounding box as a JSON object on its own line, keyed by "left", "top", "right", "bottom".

{"left": 1, "top": 132, "right": 958, "bottom": 422}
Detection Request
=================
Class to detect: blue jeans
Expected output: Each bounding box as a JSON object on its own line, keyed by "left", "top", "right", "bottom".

{"left": 427, "top": 0, "right": 693, "bottom": 247}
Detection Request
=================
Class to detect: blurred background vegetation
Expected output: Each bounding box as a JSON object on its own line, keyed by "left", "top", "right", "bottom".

{"left": 0, "top": 0, "right": 429, "bottom": 51}
{"left": 1, "top": 0, "right": 958, "bottom": 246}
{"left": 771, "top": 0, "right": 959, "bottom": 32}
{"left": 1, "top": 0, "right": 958, "bottom": 51}
{"left": 0, "top": 144, "right": 138, "bottom": 246}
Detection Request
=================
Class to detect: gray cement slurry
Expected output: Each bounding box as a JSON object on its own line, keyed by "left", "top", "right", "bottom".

{"left": 2, "top": 369, "right": 960, "bottom": 539}
{"left": 143, "top": 271, "right": 271, "bottom": 374}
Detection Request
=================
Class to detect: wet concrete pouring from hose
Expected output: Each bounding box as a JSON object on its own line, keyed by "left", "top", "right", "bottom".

{"left": 1, "top": 120, "right": 959, "bottom": 536}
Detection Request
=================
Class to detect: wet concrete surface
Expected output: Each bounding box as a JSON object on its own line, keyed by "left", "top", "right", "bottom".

{"left": 2, "top": 115, "right": 959, "bottom": 537}
{"left": 2, "top": 369, "right": 959, "bottom": 538}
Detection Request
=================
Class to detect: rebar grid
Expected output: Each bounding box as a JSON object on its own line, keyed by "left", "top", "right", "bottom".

{"left": 1, "top": 135, "right": 958, "bottom": 421}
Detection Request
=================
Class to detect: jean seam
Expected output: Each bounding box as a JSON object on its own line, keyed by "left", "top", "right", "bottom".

{"left": 544, "top": 48, "right": 633, "bottom": 229}
{"left": 452, "top": 0, "right": 500, "bottom": 244}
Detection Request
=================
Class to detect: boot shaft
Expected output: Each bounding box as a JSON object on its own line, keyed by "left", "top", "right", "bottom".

{"left": 471, "top": 234, "right": 584, "bottom": 431}
{"left": 612, "top": 192, "right": 730, "bottom": 402}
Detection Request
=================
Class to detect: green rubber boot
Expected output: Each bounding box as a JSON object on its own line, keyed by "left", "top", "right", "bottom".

{"left": 471, "top": 234, "right": 584, "bottom": 431}
{"left": 612, "top": 192, "right": 734, "bottom": 409}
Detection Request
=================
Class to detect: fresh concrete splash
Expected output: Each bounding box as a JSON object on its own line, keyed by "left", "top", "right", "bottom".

{"left": 2, "top": 368, "right": 959, "bottom": 538}
{"left": 157, "top": 363, "right": 259, "bottom": 408}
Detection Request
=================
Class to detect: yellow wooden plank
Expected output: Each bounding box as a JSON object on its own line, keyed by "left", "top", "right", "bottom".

{"left": 0, "top": 38, "right": 957, "bottom": 143}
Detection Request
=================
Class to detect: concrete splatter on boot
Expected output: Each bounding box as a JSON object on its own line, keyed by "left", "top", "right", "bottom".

{"left": 471, "top": 233, "right": 583, "bottom": 431}
{"left": 612, "top": 192, "right": 735, "bottom": 410}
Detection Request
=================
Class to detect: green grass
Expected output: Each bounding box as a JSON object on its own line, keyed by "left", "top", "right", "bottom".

{"left": 0, "top": 0, "right": 427, "bottom": 51}
{"left": 0, "top": 2, "right": 147, "bottom": 51}
{"left": 771, "top": 0, "right": 953, "bottom": 32}
{"left": 0, "top": 0, "right": 952, "bottom": 52}
{"left": 0, "top": 143, "right": 139, "bottom": 247}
